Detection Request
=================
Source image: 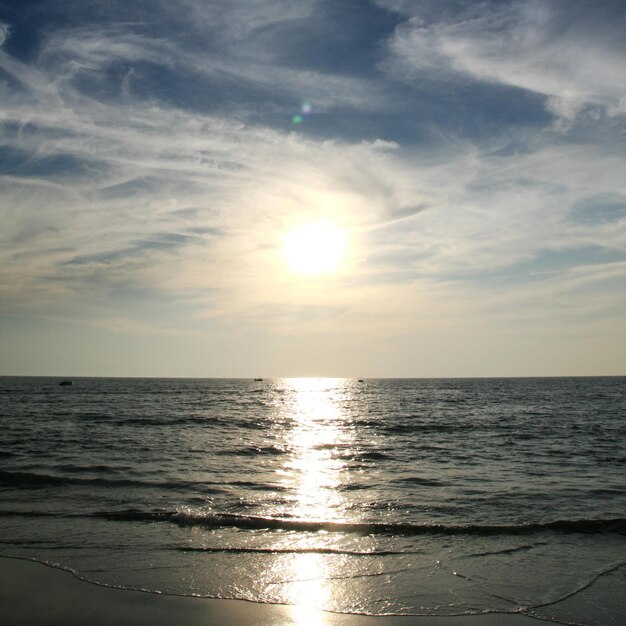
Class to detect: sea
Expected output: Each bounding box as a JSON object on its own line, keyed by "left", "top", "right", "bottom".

{"left": 0, "top": 376, "right": 624, "bottom": 624}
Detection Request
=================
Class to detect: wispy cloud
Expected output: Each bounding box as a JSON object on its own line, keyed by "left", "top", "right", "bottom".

{"left": 384, "top": 0, "right": 626, "bottom": 128}
{"left": 0, "top": 0, "right": 624, "bottom": 375}
{"left": 0, "top": 21, "right": 9, "bottom": 46}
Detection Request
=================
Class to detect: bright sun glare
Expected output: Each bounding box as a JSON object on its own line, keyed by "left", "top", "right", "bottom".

{"left": 283, "top": 221, "right": 347, "bottom": 275}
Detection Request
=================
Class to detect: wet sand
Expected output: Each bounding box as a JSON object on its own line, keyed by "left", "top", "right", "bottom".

{"left": 0, "top": 555, "right": 541, "bottom": 625}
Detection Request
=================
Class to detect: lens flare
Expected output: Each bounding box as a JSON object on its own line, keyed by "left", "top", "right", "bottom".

{"left": 292, "top": 101, "right": 313, "bottom": 124}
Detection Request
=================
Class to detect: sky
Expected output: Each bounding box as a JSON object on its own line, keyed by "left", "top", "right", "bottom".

{"left": 1, "top": 0, "right": 625, "bottom": 378}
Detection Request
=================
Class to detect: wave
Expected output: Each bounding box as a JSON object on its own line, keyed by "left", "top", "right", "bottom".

{"left": 382, "top": 422, "right": 475, "bottom": 435}
{"left": 390, "top": 477, "right": 447, "bottom": 487}
{"left": 91, "top": 415, "right": 226, "bottom": 427}
{"left": 222, "top": 445, "right": 287, "bottom": 457}
{"left": 0, "top": 510, "right": 63, "bottom": 518}
{"left": 229, "top": 480, "right": 286, "bottom": 491}
{"left": 350, "top": 451, "right": 392, "bottom": 461}
{"left": 2, "top": 505, "right": 624, "bottom": 536}
{"left": 88, "top": 509, "right": 626, "bottom": 536}
{"left": 0, "top": 470, "right": 224, "bottom": 493}
{"left": 177, "top": 546, "right": 406, "bottom": 556}
{"left": 337, "top": 482, "right": 373, "bottom": 491}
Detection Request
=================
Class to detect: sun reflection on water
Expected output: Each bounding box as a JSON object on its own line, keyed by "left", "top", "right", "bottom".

{"left": 274, "top": 378, "right": 355, "bottom": 624}
{"left": 281, "top": 377, "right": 350, "bottom": 520}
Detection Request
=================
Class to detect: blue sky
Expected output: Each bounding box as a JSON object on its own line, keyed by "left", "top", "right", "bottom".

{"left": 1, "top": 0, "right": 625, "bottom": 376}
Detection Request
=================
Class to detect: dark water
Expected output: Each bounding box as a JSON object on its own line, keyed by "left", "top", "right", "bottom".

{"left": 1, "top": 377, "right": 625, "bottom": 624}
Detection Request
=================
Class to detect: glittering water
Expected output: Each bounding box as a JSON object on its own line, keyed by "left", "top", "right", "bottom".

{"left": 1, "top": 377, "right": 625, "bottom": 624}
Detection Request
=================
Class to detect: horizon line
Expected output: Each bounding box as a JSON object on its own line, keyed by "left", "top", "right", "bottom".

{"left": 1, "top": 374, "right": 624, "bottom": 380}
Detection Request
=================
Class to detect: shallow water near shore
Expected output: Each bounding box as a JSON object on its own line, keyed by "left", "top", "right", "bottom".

{"left": 1, "top": 376, "right": 625, "bottom": 624}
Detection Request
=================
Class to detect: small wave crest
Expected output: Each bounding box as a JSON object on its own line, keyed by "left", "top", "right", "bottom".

{"left": 89, "top": 509, "right": 626, "bottom": 536}
{"left": 223, "top": 445, "right": 287, "bottom": 457}
{"left": 390, "top": 477, "right": 447, "bottom": 487}
{"left": 1, "top": 507, "right": 625, "bottom": 536}
{"left": 177, "top": 546, "right": 405, "bottom": 556}
{"left": 0, "top": 470, "right": 224, "bottom": 493}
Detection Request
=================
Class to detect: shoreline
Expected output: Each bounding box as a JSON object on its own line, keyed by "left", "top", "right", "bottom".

{"left": 0, "top": 555, "right": 541, "bottom": 625}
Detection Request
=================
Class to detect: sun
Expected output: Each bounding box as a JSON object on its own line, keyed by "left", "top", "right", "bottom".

{"left": 283, "top": 221, "right": 347, "bottom": 275}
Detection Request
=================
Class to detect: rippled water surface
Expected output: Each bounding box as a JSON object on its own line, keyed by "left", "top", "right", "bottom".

{"left": 1, "top": 377, "right": 625, "bottom": 624}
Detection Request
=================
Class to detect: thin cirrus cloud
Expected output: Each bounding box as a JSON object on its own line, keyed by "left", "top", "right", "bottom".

{"left": 382, "top": 0, "right": 626, "bottom": 126}
{"left": 0, "top": 0, "right": 625, "bottom": 376}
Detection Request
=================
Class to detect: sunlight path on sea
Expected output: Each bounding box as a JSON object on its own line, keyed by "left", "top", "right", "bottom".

{"left": 273, "top": 378, "right": 355, "bottom": 624}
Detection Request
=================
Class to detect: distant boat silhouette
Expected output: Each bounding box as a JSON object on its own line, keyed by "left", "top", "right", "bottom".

{"left": 358, "top": 379, "right": 364, "bottom": 383}
{"left": 59, "top": 380, "right": 73, "bottom": 386}
{"left": 253, "top": 378, "right": 263, "bottom": 382}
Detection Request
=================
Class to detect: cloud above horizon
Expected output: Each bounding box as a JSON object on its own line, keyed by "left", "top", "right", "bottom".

{"left": 384, "top": 0, "right": 626, "bottom": 126}
{"left": 1, "top": 0, "right": 625, "bottom": 376}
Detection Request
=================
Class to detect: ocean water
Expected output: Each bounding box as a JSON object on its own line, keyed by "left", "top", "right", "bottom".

{"left": 0, "top": 376, "right": 624, "bottom": 624}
